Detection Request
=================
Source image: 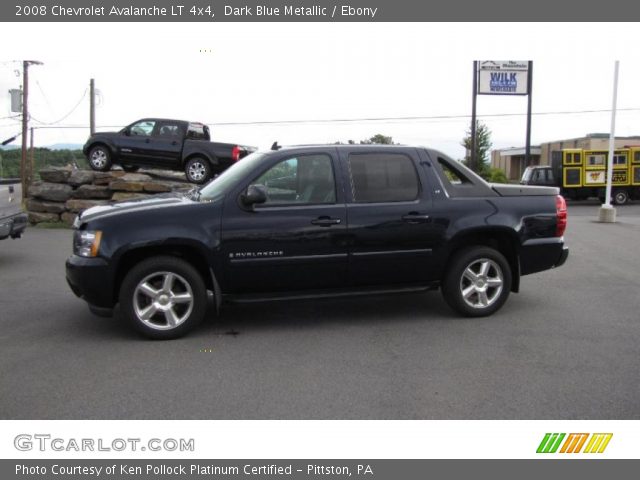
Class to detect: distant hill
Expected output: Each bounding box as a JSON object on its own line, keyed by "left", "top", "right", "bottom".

{"left": 47, "top": 143, "right": 84, "bottom": 151}
{"left": 0, "top": 143, "right": 83, "bottom": 151}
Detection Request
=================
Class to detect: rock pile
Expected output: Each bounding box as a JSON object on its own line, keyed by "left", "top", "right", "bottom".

{"left": 27, "top": 167, "right": 191, "bottom": 225}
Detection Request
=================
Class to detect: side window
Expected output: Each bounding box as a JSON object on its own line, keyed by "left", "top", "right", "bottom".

{"left": 186, "top": 123, "right": 210, "bottom": 140}
{"left": 251, "top": 154, "right": 336, "bottom": 206}
{"left": 546, "top": 169, "right": 555, "bottom": 183}
{"left": 156, "top": 123, "right": 183, "bottom": 138}
{"left": 129, "top": 120, "right": 155, "bottom": 136}
{"left": 587, "top": 154, "right": 605, "bottom": 167}
{"left": 613, "top": 154, "right": 627, "bottom": 166}
{"left": 348, "top": 153, "right": 419, "bottom": 203}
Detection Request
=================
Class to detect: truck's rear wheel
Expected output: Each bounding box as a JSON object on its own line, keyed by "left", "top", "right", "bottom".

{"left": 119, "top": 256, "right": 207, "bottom": 339}
{"left": 185, "top": 157, "right": 212, "bottom": 184}
{"left": 613, "top": 189, "right": 629, "bottom": 205}
{"left": 442, "top": 246, "right": 511, "bottom": 317}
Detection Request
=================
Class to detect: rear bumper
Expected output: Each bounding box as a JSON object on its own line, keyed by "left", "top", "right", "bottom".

{"left": 520, "top": 238, "right": 569, "bottom": 276}
{"left": 66, "top": 254, "right": 115, "bottom": 308}
{"left": 0, "top": 213, "right": 27, "bottom": 240}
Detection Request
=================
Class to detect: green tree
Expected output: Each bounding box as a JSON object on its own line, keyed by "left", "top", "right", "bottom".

{"left": 461, "top": 121, "right": 492, "bottom": 175}
{"left": 360, "top": 134, "right": 394, "bottom": 145}
{"left": 336, "top": 135, "right": 395, "bottom": 145}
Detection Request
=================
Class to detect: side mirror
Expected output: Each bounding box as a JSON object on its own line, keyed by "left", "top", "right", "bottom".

{"left": 241, "top": 184, "right": 267, "bottom": 207}
{"left": 122, "top": 128, "right": 130, "bottom": 136}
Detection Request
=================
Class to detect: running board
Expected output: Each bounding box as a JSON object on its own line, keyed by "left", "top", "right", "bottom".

{"left": 223, "top": 284, "right": 438, "bottom": 304}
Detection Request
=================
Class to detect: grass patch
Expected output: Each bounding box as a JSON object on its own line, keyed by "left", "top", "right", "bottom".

{"left": 32, "top": 222, "right": 71, "bottom": 229}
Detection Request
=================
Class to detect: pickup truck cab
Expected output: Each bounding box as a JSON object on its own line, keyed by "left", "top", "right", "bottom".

{"left": 67, "top": 145, "right": 569, "bottom": 339}
{"left": 0, "top": 179, "right": 27, "bottom": 241}
{"left": 83, "top": 118, "right": 255, "bottom": 184}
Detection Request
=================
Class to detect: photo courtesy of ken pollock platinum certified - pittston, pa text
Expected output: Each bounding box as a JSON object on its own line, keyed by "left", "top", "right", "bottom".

{"left": 15, "top": 463, "right": 368, "bottom": 476}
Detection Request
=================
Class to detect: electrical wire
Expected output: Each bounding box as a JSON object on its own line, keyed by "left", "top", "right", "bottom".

{"left": 13, "top": 106, "right": 640, "bottom": 131}
{"left": 30, "top": 89, "right": 87, "bottom": 126}
{"left": 203, "top": 107, "right": 640, "bottom": 126}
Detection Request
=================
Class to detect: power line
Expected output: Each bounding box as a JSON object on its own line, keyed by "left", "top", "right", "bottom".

{"left": 10, "top": 106, "right": 640, "bottom": 131}
{"left": 30, "top": 89, "right": 88, "bottom": 126}
{"left": 204, "top": 107, "right": 640, "bottom": 126}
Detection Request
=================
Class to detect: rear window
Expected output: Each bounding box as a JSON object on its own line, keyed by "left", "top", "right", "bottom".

{"left": 348, "top": 153, "right": 419, "bottom": 203}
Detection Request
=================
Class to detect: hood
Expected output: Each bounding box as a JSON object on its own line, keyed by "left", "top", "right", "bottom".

{"left": 75, "top": 195, "right": 192, "bottom": 226}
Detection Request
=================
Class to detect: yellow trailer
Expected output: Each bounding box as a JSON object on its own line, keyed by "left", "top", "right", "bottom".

{"left": 522, "top": 147, "right": 640, "bottom": 205}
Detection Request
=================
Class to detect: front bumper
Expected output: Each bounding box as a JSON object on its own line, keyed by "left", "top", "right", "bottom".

{"left": 66, "top": 254, "right": 115, "bottom": 309}
{"left": 520, "top": 238, "right": 569, "bottom": 276}
{"left": 0, "top": 213, "right": 27, "bottom": 240}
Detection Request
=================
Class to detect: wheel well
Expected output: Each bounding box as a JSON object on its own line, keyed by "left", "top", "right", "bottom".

{"left": 184, "top": 154, "right": 218, "bottom": 169}
{"left": 445, "top": 230, "right": 520, "bottom": 292}
{"left": 113, "top": 246, "right": 214, "bottom": 303}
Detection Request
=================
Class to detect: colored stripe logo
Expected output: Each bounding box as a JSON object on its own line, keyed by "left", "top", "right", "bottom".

{"left": 537, "top": 433, "right": 612, "bottom": 454}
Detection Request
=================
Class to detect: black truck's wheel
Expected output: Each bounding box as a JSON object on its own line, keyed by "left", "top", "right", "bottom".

{"left": 119, "top": 256, "right": 207, "bottom": 339}
{"left": 442, "top": 246, "right": 512, "bottom": 317}
{"left": 88, "top": 145, "right": 112, "bottom": 172}
{"left": 185, "top": 157, "right": 212, "bottom": 184}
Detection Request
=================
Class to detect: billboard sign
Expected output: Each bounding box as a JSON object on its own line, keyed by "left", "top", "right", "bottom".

{"left": 478, "top": 60, "right": 530, "bottom": 95}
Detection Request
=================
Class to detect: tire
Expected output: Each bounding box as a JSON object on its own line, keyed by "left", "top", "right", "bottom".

{"left": 122, "top": 165, "right": 140, "bottom": 173}
{"left": 87, "top": 145, "right": 112, "bottom": 172}
{"left": 613, "top": 189, "right": 629, "bottom": 205}
{"left": 441, "top": 246, "right": 512, "bottom": 317}
{"left": 119, "top": 256, "right": 207, "bottom": 339}
{"left": 185, "top": 157, "right": 212, "bottom": 184}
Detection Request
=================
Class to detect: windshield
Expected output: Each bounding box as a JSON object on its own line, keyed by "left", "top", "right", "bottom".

{"left": 521, "top": 167, "right": 533, "bottom": 183}
{"left": 199, "top": 152, "right": 267, "bottom": 201}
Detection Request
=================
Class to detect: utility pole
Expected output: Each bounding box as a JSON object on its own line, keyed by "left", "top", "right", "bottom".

{"left": 470, "top": 61, "right": 478, "bottom": 172}
{"left": 90, "top": 78, "right": 96, "bottom": 135}
{"left": 29, "top": 127, "right": 35, "bottom": 184}
{"left": 20, "top": 60, "right": 43, "bottom": 200}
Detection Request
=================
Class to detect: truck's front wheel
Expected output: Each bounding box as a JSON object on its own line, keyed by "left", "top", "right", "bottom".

{"left": 119, "top": 256, "right": 207, "bottom": 339}
{"left": 442, "top": 246, "right": 512, "bottom": 317}
{"left": 185, "top": 157, "right": 212, "bottom": 184}
{"left": 88, "top": 145, "right": 112, "bottom": 172}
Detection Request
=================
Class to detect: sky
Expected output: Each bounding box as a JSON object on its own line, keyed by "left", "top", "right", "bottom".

{"left": 2, "top": 23, "right": 640, "bottom": 160}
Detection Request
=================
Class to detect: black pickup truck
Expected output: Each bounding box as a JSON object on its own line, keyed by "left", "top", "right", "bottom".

{"left": 66, "top": 145, "right": 569, "bottom": 339}
{"left": 83, "top": 118, "right": 255, "bottom": 184}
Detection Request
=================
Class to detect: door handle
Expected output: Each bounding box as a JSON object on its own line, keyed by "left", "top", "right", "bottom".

{"left": 171, "top": 141, "right": 178, "bottom": 146}
{"left": 402, "top": 213, "right": 430, "bottom": 224}
{"left": 311, "top": 217, "right": 341, "bottom": 227}
{"left": 145, "top": 138, "right": 150, "bottom": 143}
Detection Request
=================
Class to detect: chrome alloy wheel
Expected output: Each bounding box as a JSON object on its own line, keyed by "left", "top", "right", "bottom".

{"left": 459, "top": 258, "right": 504, "bottom": 309}
{"left": 132, "top": 271, "right": 194, "bottom": 331}
{"left": 90, "top": 149, "right": 108, "bottom": 169}
{"left": 187, "top": 161, "right": 207, "bottom": 181}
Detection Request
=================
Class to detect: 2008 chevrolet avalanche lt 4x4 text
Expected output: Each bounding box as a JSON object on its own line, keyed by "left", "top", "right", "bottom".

{"left": 66, "top": 145, "right": 569, "bottom": 339}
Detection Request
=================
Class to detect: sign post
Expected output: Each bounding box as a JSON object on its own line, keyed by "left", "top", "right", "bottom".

{"left": 472, "top": 60, "right": 533, "bottom": 171}
{"left": 598, "top": 60, "right": 619, "bottom": 223}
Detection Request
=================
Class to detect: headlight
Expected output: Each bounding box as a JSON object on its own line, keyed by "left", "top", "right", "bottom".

{"left": 73, "top": 230, "right": 102, "bottom": 257}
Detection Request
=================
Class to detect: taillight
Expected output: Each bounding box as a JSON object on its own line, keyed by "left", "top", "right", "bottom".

{"left": 231, "top": 145, "right": 241, "bottom": 162}
{"left": 556, "top": 195, "right": 567, "bottom": 237}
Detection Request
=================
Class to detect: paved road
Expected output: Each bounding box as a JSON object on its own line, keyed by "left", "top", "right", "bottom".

{"left": 1, "top": 202, "right": 639, "bottom": 419}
